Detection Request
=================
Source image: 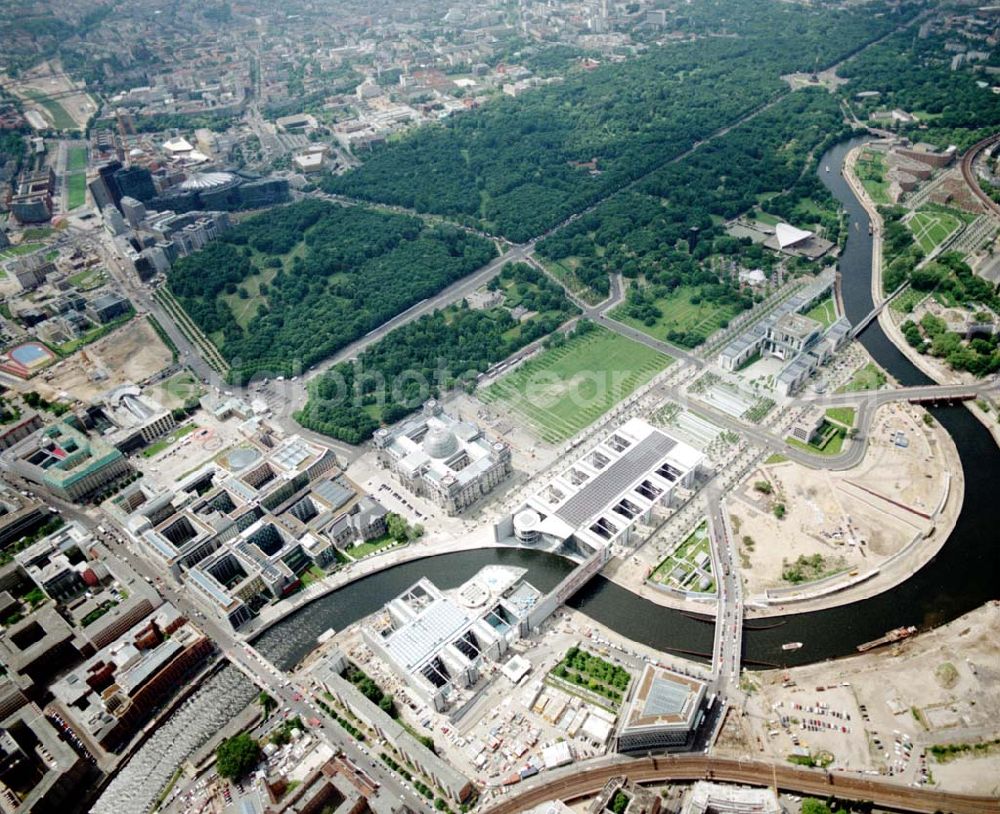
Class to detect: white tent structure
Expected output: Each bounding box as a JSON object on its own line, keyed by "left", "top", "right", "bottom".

{"left": 775, "top": 222, "right": 814, "bottom": 249}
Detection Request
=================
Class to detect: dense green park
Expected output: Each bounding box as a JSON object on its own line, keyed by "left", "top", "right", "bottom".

{"left": 537, "top": 89, "right": 849, "bottom": 313}
{"left": 296, "top": 263, "right": 579, "bottom": 443}
{"left": 323, "top": 0, "right": 911, "bottom": 242}
{"left": 166, "top": 199, "right": 497, "bottom": 382}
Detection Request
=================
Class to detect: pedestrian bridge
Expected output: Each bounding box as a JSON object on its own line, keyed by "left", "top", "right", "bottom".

{"left": 849, "top": 282, "right": 909, "bottom": 339}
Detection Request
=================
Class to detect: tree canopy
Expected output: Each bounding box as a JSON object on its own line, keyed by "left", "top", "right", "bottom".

{"left": 167, "top": 199, "right": 496, "bottom": 382}
{"left": 322, "top": 0, "right": 910, "bottom": 242}
{"left": 296, "top": 262, "right": 579, "bottom": 442}
{"left": 215, "top": 734, "right": 260, "bottom": 780}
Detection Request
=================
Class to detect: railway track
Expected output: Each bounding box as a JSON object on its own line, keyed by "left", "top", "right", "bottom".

{"left": 960, "top": 132, "right": 1000, "bottom": 218}
{"left": 483, "top": 755, "right": 1000, "bottom": 814}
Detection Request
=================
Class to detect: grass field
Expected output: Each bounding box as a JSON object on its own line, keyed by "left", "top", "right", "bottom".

{"left": 540, "top": 257, "right": 606, "bottom": 306}
{"left": 66, "top": 172, "right": 87, "bottom": 209}
{"left": 611, "top": 285, "right": 739, "bottom": 345}
{"left": 650, "top": 520, "right": 714, "bottom": 591}
{"left": 68, "top": 268, "right": 107, "bottom": 290}
{"left": 142, "top": 423, "right": 198, "bottom": 458}
{"left": 56, "top": 310, "right": 134, "bottom": 355}
{"left": 152, "top": 371, "right": 205, "bottom": 408}
{"left": 805, "top": 297, "right": 838, "bottom": 328}
{"left": 907, "top": 208, "right": 963, "bottom": 254}
{"left": 854, "top": 150, "right": 890, "bottom": 205}
{"left": 890, "top": 287, "right": 928, "bottom": 315}
{"left": 66, "top": 145, "right": 87, "bottom": 172}
{"left": 480, "top": 326, "right": 671, "bottom": 443}
{"left": 24, "top": 90, "right": 77, "bottom": 130}
{"left": 825, "top": 407, "right": 856, "bottom": 428}
{"left": 20, "top": 227, "right": 54, "bottom": 240}
{"left": 836, "top": 362, "right": 887, "bottom": 393}
{"left": 221, "top": 263, "right": 281, "bottom": 328}
{"left": 0, "top": 243, "right": 45, "bottom": 261}
{"left": 299, "top": 564, "right": 327, "bottom": 587}
{"left": 754, "top": 210, "right": 782, "bottom": 226}
{"left": 786, "top": 421, "right": 846, "bottom": 456}
{"left": 345, "top": 535, "right": 403, "bottom": 560}
{"left": 218, "top": 242, "right": 311, "bottom": 329}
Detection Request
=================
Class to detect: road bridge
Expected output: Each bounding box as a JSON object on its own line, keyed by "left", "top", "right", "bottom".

{"left": 483, "top": 754, "right": 1000, "bottom": 814}
{"left": 706, "top": 487, "right": 742, "bottom": 693}
{"left": 801, "top": 381, "right": 998, "bottom": 408}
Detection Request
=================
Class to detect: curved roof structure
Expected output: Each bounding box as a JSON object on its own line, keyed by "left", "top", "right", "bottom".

{"left": 423, "top": 426, "right": 459, "bottom": 459}
{"left": 179, "top": 171, "right": 238, "bottom": 192}
{"left": 775, "top": 222, "right": 814, "bottom": 249}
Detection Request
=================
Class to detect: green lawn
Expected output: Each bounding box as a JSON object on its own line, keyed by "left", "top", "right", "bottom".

{"left": 825, "top": 407, "right": 856, "bottom": 428}
{"left": 836, "top": 362, "right": 887, "bottom": 393}
{"left": 854, "top": 150, "right": 890, "bottom": 205}
{"left": 24, "top": 90, "right": 77, "bottom": 130}
{"left": 219, "top": 251, "right": 290, "bottom": 329}
{"left": 345, "top": 535, "right": 403, "bottom": 560}
{"left": 481, "top": 326, "right": 671, "bottom": 443}
{"left": 0, "top": 243, "right": 44, "bottom": 260}
{"left": 805, "top": 297, "right": 838, "bottom": 328}
{"left": 650, "top": 521, "right": 714, "bottom": 590}
{"left": 66, "top": 173, "right": 87, "bottom": 209}
{"left": 754, "top": 210, "right": 782, "bottom": 226}
{"left": 68, "top": 268, "right": 107, "bottom": 290}
{"left": 890, "top": 287, "right": 928, "bottom": 315}
{"left": 20, "top": 227, "right": 54, "bottom": 240}
{"left": 153, "top": 371, "right": 205, "bottom": 407}
{"left": 791, "top": 196, "right": 827, "bottom": 219}
{"left": 142, "top": 423, "right": 198, "bottom": 458}
{"left": 299, "top": 564, "right": 326, "bottom": 587}
{"left": 56, "top": 311, "right": 134, "bottom": 355}
{"left": 923, "top": 201, "right": 978, "bottom": 225}
{"left": 907, "top": 208, "right": 963, "bottom": 255}
{"left": 610, "top": 284, "right": 739, "bottom": 345}
{"left": 66, "top": 145, "right": 87, "bottom": 172}
{"left": 548, "top": 646, "right": 631, "bottom": 709}
{"left": 787, "top": 421, "right": 846, "bottom": 456}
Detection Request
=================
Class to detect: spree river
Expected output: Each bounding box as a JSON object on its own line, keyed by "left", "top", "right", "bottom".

{"left": 256, "top": 137, "right": 1000, "bottom": 672}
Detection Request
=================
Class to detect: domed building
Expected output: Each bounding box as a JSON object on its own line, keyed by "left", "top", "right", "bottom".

{"left": 373, "top": 400, "right": 512, "bottom": 515}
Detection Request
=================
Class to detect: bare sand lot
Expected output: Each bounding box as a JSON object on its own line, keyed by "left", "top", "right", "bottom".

{"left": 730, "top": 602, "right": 1000, "bottom": 796}
{"left": 36, "top": 319, "right": 173, "bottom": 403}
{"left": 730, "top": 403, "right": 957, "bottom": 599}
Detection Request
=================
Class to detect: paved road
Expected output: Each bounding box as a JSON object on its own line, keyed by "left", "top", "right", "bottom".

{"left": 2, "top": 459, "right": 425, "bottom": 807}
{"left": 88, "top": 228, "right": 364, "bottom": 461}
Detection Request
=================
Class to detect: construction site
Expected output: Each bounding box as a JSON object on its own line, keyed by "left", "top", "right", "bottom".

{"left": 34, "top": 317, "right": 174, "bottom": 403}
{"left": 723, "top": 602, "right": 1000, "bottom": 798}
{"left": 728, "top": 403, "right": 960, "bottom": 606}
